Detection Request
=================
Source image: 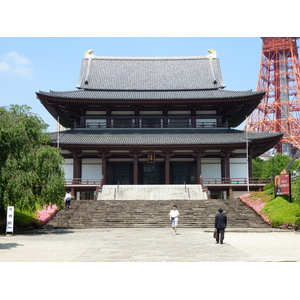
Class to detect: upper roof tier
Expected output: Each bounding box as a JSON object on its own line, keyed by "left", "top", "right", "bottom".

{"left": 76, "top": 54, "right": 225, "bottom": 90}
{"left": 36, "top": 50, "right": 265, "bottom": 129}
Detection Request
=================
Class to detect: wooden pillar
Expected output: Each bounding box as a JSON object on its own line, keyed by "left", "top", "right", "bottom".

{"left": 71, "top": 187, "right": 75, "bottom": 197}
{"left": 221, "top": 157, "right": 225, "bottom": 180}
{"left": 196, "top": 153, "right": 202, "bottom": 184}
{"left": 72, "top": 154, "right": 77, "bottom": 181}
{"left": 133, "top": 153, "right": 138, "bottom": 184}
{"left": 248, "top": 155, "right": 253, "bottom": 178}
{"left": 165, "top": 152, "right": 170, "bottom": 184}
{"left": 225, "top": 154, "right": 230, "bottom": 179}
{"left": 102, "top": 153, "right": 107, "bottom": 184}
{"left": 73, "top": 153, "right": 82, "bottom": 183}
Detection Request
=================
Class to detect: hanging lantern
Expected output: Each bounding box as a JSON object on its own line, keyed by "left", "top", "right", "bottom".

{"left": 147, "top": 150, "right": 156, "bottom": 163}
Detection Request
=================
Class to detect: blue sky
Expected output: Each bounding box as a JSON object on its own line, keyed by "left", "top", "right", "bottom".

{"left": 0, "top": 37, "right": 264, "bottom": 131}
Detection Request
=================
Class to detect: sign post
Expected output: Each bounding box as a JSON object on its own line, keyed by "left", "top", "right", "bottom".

{"left": 6, "top": 206, "right": 14, "bottom": 235}
{"left": 274, "top": 173, "right": 291, "bottom": 200}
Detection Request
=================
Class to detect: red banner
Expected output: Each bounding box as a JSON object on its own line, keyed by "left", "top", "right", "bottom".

{"left": 274, "top": 173, "right": 291, "bottom": 196}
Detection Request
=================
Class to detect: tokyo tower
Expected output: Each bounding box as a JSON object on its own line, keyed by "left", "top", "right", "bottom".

{"left": 245, "top": 37, "right": 300, "bottom": 156}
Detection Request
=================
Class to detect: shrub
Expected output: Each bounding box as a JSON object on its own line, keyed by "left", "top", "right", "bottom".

{"left": 264, "top": 188, "right": 274, "bottom": 196}
{"left": 295, "top": 217, "right": 300, "bottom": 230}
{"left": 13, "top": 210, "right": 41, "bottom": 228}
{"left": 263, "top": 182, "right": 274, "bottom": 192}
{"left": 261, "top": 196, "right": 300, "bottom": 228}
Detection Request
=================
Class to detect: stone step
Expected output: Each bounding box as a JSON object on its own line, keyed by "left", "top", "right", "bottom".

{"left": 98, "top": 184, "right": 207, "bottom": 200}
{"left": 46, "top": 198, "right": 270, "bottom": 229}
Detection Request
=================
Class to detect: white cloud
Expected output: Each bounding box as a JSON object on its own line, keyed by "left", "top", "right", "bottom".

{"left": 5, "top": 51, "right": 32, "bottom": 65}
{"left": 0, "top": 51, "right": 33, "bottom": 77}
{"left": 0, "top": 61, "right": 10, "bottom": 71}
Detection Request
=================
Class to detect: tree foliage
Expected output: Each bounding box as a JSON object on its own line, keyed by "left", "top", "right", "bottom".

{"left": 252, "top": 153, "right": 300, "bottom": 178}
{"left": 252, "top": 157, "right": 264, "bottom": 178}
{"left": 0, "top": 105, "right": 65, "bottom": 215}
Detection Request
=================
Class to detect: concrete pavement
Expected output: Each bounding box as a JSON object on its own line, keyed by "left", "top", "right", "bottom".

{"left": 0, "top": 227, "right": 299, "bottom": 262}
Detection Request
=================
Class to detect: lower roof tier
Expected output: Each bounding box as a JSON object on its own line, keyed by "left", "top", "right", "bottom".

{"left": 37, "top": 89, "right": 265, "bottom": 129}
{"left": 50, "top": 128, "right": 283, "bottom": 158}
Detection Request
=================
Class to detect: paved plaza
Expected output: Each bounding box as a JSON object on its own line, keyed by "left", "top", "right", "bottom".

{"left": 1, "top": 227, "right": 300, "bottom": 262}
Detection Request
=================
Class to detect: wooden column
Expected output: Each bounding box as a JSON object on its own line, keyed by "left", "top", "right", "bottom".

{"left": 73, "top": 153, "right": 82, "bottom": 182}
{"left": 102, "top": 153, "right": 107, "bottom": 184}
{"left": 72, "top": 154, "right": 77, "bottom": 181}
{"left": 133, "top": 153, "right": 138, "bottom": 184}
{"left": 248, "top": 155, "right": 253, "bottom": 178}
{"left": 225, "top": 154, "right": 230, "bottom": 179}
{"left": 196, "top": 153, "right": 202, "bottom": 184}
{"left": 221, "top": 157, "right": 225, "bottom": 180}
{"left": 165, "top": 152, "right": 170, "bottom": 184}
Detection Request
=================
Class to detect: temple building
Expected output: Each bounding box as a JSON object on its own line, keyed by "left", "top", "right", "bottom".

{"left": 36, "top": 49, "right": 282, "bottom": 199}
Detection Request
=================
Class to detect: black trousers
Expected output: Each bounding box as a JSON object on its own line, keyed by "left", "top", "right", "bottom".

{"left": 216, "top": 228, "right": 225, "bottom": 243}
{"left": 65, "top": 200, "right": 71, "bottom": 209}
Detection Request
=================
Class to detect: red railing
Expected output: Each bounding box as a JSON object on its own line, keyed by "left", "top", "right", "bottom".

{"left": 202, "top": 178, "right": 273, "bottom": 185}
{"left": 65, "top": 178, "right": 272, "bottom": 186}
{"left": 65, "top": 178, "right": 102, "bottom": 185}
{"left": 77, "top": 121, "right": 219, "bottom": 129}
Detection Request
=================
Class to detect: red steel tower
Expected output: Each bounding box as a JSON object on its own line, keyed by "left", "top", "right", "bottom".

{"left": 245, "top": 37, "right": 300, "bottom": 156}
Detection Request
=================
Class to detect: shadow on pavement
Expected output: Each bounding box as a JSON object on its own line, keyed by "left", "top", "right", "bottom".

{"left": 16, "top": 228, "right": 76, "bottom": 236}
{"left": 0, "top": 243, "right": 24, "bottom": 250}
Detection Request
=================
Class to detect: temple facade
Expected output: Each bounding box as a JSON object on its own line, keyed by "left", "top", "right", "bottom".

{"left": 36, "top": 50, "right": 282, "bottom": 199}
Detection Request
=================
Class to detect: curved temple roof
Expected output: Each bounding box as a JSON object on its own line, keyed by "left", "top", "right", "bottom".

{"left": 36, "top": 52, "right": 266, "bottom": 129}
{"left": 37, "top": 89, "right": 264, "bottom": 100}
{"left": 76, "top": 55, "right": 225, "bottom": 90}
{"left": 50, "top": 128, "right": 283, "bottom": 157}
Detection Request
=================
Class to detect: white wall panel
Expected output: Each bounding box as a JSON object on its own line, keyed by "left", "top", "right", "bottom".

{"left": 201, "top": 158, "right": 221, "bottom": 178}
{"left": 62, "top": 158, "right": 73, "bottom": 179}
{"left": 230, "top": 158, "right": 247, "bottom": 178}
{"left": 82, "top": 158, "right": 102, "bottom": 178}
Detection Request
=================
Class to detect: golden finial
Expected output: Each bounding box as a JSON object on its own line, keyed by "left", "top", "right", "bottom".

{"left": 207, "top": 49, "right": 217, "bottom": 58}
{"left": 85, "top": 50, "right": 94, "bottom": 58}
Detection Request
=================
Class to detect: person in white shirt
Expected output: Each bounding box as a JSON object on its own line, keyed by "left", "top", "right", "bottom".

{"left": 64, "top": 191, "right": 72, "bottom": 209}
{"left": 169, "top": 205, "right": 180, "bottom": 235}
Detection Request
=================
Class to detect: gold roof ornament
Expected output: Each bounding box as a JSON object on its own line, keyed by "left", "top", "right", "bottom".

{"left": 207, "top": 49, "right": 217, "bottom": 58}
{"left": 85, "top": 50, "right": 94, "bottom": 58}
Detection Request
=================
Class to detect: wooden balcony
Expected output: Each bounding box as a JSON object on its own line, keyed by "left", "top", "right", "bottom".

{"left": 65, "top": 177, "right": 272, "bottom": 188}
{"left": 65, "top": 178, "right": 103, "bottom": 187}
{"left": 202, "top": 178, "right": 272, "bottom": 186}
{"left": 77, "top": 121, "right": 219, "bottom": 129}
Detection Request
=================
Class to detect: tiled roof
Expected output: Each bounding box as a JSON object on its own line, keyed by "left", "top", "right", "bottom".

{"left": 38, "top": 89, "right": 264, "bottom": 100}
{"left": 50, "top": 128, "right": 282, "bottom": 146}
{"left": 76, "top": 56, "right": 225, "bottom": 90}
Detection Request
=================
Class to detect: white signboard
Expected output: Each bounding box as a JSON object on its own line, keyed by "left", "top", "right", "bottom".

{"left": 6, "top": 206, "right": 14, "bottom": 234}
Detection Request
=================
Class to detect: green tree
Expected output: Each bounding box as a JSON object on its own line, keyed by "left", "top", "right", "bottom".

{"left": 0, "top": 105, "right": 65, "bottom": 216}
{"left": 292, "top": 177, "right": 300, "bottom": 204}
{"left": 252, "top": 157, "right": 265, "bottom": 178}
{"left": 260, "top": 153, "right": 299, "bottom": 178}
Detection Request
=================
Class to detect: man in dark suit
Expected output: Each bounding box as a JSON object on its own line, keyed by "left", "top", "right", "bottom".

{"left": 215, "top": 208, "right": 227, "bottom": 244}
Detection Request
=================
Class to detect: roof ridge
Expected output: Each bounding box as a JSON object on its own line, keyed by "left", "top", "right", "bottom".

{"left": 85, "top": 55, "right": 212, "bottom": 60}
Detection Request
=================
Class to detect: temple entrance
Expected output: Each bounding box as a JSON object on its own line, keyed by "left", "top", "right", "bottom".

{"left": 106, "top": 162, "right": 133, "bottom": 184}
{"left": 106, "top": 160, "right": 196, "bottom": 185}
{"left": 140, "top": 163, "right": 163, "bottom": 184}
{"left": 170, "top": 162, "right": 196, "bottom": 184}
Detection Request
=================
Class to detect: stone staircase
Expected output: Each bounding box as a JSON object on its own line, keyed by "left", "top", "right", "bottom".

{"left": 98, "top": 184, "right": 207, "bottom": 200}
{"left": 46, "top": 198, "right": 270, "bottom": 229}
